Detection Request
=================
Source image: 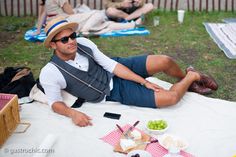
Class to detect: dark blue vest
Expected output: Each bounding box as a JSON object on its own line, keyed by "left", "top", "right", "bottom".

{"left": 51, "top": 43, "right": 112, "bottom": 102}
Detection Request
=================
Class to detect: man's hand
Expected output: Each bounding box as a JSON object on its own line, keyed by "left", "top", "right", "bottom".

{"left": 51, "top": 102, "right": 92, "bottom": 127}
{"left": 144, "top": 81, "right": 164, "bottom": 92}
{"left": 121, "top": 0, "right": 133, "bottom": 8}
{"left": 69, "top": 109, "right": 92, "bottom": 127}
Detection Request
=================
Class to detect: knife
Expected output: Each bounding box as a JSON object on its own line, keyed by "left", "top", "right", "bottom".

{"left": 116, "top": 124, "right": 130, "bottom": 139}
{"left": 136, "top": 139, "right": 159, "bottom": 146}
{"left": 123, "top": 121, "right": 140, "bottom": 137}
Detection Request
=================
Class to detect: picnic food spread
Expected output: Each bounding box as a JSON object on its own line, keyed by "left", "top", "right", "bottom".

{"left": 102, "top": 120, "right": 191, "bottom": 156}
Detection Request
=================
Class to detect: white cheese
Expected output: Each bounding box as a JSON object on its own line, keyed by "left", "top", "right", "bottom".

{"left": 120, "top": 139, "right": 136, "bottom": 151}
{"left": 130, "top": 130, "right": 142, "bottom": 140}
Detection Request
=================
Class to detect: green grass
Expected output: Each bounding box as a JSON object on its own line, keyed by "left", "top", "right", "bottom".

{"left": 0, "top": 11, "right": 235, "bottom": 101}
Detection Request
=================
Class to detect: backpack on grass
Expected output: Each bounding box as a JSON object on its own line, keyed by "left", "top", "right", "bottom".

{"left": 0, "top": 67, "right": 36, "bottom": 98}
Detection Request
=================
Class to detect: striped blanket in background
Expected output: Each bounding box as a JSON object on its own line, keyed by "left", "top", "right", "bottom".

{"left": 204, "top": 19, "right": 236, "bottom": 59}
{"left": 24, "top": 27, "right": 150, "bottom": 42}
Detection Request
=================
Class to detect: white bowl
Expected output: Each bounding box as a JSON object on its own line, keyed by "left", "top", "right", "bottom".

{"left": 158, "top": 134, "right": 188, "bottom": 150}
{"left": 145, "top": 119, "right": 169, "bottom": 135}
{"left": 127, "top": 150, "right": 152, "bottom": 157}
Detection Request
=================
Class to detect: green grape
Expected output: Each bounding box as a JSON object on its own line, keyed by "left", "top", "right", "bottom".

{"left": 147, "top": 120, "right": 167, "bottom": 130}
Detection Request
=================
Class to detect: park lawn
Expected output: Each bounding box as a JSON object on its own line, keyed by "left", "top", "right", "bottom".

{"left": 0, "top": 11, "right": 235, "bottom": 101}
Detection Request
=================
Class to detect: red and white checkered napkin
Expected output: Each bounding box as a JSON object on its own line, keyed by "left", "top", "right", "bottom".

{"left": 100, "top": 124, "right": 194, "bottom": 157}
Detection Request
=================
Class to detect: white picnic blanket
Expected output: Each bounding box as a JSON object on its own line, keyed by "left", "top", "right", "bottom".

{"left": 1, "top": 78, "right": 236, "bottom": 157}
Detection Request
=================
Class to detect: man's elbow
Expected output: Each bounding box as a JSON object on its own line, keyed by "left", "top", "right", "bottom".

{"left": 51, "top": 103, "right": 59, "bottom": 112}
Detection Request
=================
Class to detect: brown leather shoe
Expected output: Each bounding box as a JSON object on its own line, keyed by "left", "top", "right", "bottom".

{"left": 186, "top": 66, "right": 218, "bottom": 91}
{"left": 188, "top": 82, "right": 212, "bottom": 95}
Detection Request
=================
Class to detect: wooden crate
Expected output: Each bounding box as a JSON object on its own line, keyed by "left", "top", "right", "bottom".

{"left": 0, "top": 93, "right": 20, "bottom": 147}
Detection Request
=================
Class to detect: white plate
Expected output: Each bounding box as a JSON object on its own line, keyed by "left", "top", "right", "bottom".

{"left": 158, "top": 134, "right": 188, "bottom": 150}
{"left": 127, "top": 150, "right": 152, "bottom": 157}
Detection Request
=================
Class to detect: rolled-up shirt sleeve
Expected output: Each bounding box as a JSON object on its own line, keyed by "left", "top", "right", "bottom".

{"left": 39, "top": 63, "right": 66, "bottom": 107}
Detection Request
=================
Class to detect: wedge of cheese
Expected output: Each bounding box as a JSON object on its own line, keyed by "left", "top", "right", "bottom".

{"left": 120, "top": 139, "right": 136, "bottom": 151}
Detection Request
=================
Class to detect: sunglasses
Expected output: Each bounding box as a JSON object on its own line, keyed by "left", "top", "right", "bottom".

{"left": 52, "top": 32, "right": 77, "bottom": 44}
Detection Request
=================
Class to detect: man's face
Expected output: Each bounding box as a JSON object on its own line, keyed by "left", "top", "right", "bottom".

{"left": 50, "top": 28, "right": 77, "bottom": 60}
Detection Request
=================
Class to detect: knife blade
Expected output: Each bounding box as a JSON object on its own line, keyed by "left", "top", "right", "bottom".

{"left": 136, "top": 139, "right": 159, "bottom": 146}
{"left": 123, "top": 120, "right": 140, "bottom": 137}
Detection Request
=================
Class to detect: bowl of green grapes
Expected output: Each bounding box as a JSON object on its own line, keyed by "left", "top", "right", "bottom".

{"left": 146, "top": 119, "right": 168, "bottom": 134}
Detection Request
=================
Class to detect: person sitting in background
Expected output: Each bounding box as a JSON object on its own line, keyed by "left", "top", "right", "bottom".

{"left": 39, "top": 17, "right": 218, "bottom": 127}
{"left": 105, "top": 0, "right": 153, "bottom": 22}
{"left": 44, "top": 0, "right": 143, "bottom": 35}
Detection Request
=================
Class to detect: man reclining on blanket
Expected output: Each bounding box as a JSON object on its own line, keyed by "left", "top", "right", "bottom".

{"left": 39, "top": 17, "right": 218, "bottom": 127}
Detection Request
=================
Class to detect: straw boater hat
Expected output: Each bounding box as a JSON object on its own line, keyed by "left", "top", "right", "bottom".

{"left": 44, "top": 16, "right": 78, "bottom": 48}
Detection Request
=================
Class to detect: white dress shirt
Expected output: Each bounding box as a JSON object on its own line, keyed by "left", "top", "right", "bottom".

{"left": 40, "top": 37, "right": 117, "bottom": 107}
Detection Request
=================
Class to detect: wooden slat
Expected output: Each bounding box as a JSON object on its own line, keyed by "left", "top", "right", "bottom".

{"left": 192, "top": 0, "right": 195, "bottom": 12}
{"left": 30, "top": 0, "right": 33, "bottom": 16}
{"left": 11, "top": 0, "right": 13, "bottom": 16}
{"left": 199, "top": 0, "right": 202, "bottom": 11}
{"left": 100, "top": 0, "right": 102, "bottom": 9}
{"left": 36, "top": 0, "right": 39, "bottom": 16}
{"left": 158, "top": 0, "right": 161, "bottom": 9}
{"left": 212, "top": 0, "right": 215, "bottom": 11}
{"left": 232, "top": 0, "right": 234, "bottom": 12}
{"left": 218, "top": 0, "right": 221, "bottom": 11}
{"left": 17, "top": 0, "right": 20, "bottom": 16}
{"left": 187, "top": 0, "right": 190, "bottom": 11}
{"left": 87, "top": 0, "right": 89, "bottom": 7}
{"left": 0, "top": 0, "right": 2, "bottom": 16}
{"left": 152, "top": 0, "right": 154, "bottom": 7}
{"left": 175, "top": 0, "right": 179, "bottom": 10}
{"left": 170, "top": 0, "right": 173, "bottom": 11}
{"left": 74, "top": 0, "right": 76, "bottom": 7}
{"left": 225, "top": 0, "right": 228, "bottom": 11}
{"left": 4, "top": 0, "right": 8, "bottom": 16}
{"left": 94, "top": 0, "right": 96, "bottom": 9}
{"left": 206, "top": 0, "right": 208, "bottom": 12}
{"left": 164, "top": 0, "right": 167, "bottom": 10}
{"left": 24, "top": 0, "right": 26, "bottom": 16}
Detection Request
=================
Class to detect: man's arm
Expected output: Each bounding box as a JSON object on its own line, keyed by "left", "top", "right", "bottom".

{"left": 77, "top": 37, "right": 162, "bottom": 91}
{"left": 40, "top": 64, "right": 92, "bottom": 127}
{"left": 113, "top": 63, "right": 162, "bottom": 91}
{"left": 52, "top": 102, "right": 92, "bottom": 127}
